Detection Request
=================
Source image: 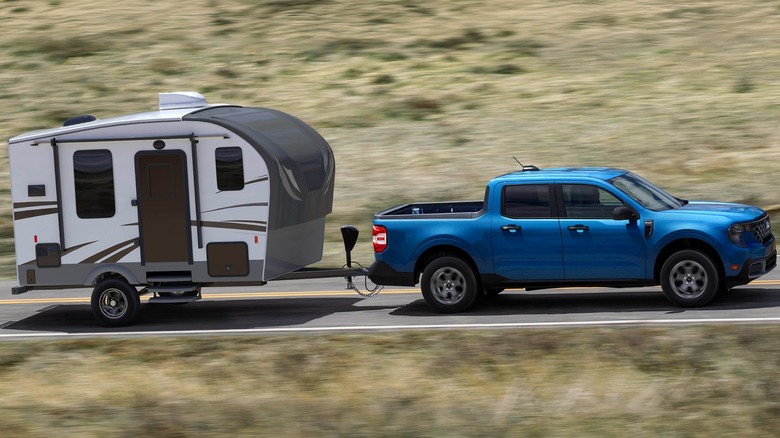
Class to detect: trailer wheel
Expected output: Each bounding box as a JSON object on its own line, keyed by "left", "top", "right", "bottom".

{"left": 660, "top": 249, "right": 720, "bottom": 308}
{"left": 91, "top": 278, "right": 140, "bottom": 327}
{"left": 421, "top": 256, "right": 480, "bottom": 313}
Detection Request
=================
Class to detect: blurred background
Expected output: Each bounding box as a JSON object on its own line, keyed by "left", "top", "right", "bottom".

{"left": 2, "top": 0, "right": 780, "bottom": 275}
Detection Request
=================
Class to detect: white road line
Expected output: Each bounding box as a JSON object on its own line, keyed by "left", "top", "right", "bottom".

{"left": 3, "top": 317, "right": 780, "bottom": 338}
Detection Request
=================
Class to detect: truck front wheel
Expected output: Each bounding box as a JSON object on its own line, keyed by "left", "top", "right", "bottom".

{"left": 421, "top": 256, "right": 480, "bottom": 313}
{"left": 660, "top": 250, "right": 720, "bottom": 307}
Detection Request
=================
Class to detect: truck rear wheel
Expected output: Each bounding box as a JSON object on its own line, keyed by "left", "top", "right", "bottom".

{"left": 660, "top": 249, "right": 720, "bottom": 307}
{"left": 91, "top": 278, "right": 141, "bottom": 327}
{"left": 421, "top": 256, "right": 480, "bottom": 313}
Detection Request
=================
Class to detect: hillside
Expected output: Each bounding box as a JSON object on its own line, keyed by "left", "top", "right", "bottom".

{"left": 2, "top": 0, "right": 780, "bottom": 276}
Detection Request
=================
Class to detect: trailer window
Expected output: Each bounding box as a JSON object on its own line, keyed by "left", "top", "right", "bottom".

{"left": 215, "top": 147, "right": 244, "bottom": 191}
{"left": 74, "top": 149, "right": 116, "bottom": 218}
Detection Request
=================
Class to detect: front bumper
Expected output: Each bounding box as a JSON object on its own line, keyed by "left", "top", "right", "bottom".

{"left": 726, "top": 249, "right": 777, "bottom": 288}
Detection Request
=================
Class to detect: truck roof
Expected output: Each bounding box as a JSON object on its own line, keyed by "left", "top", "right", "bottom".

{"left": 495, "top": 167, "right": 629, "bottom": 183}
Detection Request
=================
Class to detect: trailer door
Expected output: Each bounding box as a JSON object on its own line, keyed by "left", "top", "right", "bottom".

{"left": 136, "top": 151, "right": 193, "bottom": 264}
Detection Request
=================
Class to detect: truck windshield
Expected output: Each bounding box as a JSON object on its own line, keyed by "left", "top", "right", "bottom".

{"left": 610, "top": 173, "right": 684, "bottom": 211}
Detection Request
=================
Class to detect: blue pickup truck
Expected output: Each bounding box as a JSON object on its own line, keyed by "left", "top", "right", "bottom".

{"left": 369, "top": 166, "right": 776, "bottom": 312}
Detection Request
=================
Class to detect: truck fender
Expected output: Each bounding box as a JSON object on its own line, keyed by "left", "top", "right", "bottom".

{"left": 412, "top": 236, "right": 489, "bottom": 274}
{"left": 650, "top": 230, "right": 725, "bottom": 279}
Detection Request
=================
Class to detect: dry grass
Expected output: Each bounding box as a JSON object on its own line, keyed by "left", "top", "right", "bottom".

{"left": 2, "top": 0, "right": 780, "bottom": 272}
{"left": 1, "top": 326, "right": 780, "bottom": 436}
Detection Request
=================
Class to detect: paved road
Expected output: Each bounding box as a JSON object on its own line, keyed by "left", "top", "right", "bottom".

{"left": 1, "top": 269, "right": 779, "bottom": 338}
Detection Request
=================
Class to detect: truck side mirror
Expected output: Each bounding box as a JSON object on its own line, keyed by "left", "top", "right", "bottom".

{"left": 612, "top": 206, "right": 639, "bottom": 221}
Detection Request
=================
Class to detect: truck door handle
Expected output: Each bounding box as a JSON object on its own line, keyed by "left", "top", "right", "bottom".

{"left": 500, "top": 224, "right": 521, "bottom": 233}
{"left": 567, "top": 225, "right": 589, "bottom": 232}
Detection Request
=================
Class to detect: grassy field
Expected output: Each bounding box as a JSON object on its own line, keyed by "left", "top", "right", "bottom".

{"left": 1, "top": 326, "right": 780, "bottom": 436}
{"left": 2, "top": 0, "right": 780, "bottom": 276}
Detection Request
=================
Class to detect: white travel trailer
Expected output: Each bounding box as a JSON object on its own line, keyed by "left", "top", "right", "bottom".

{"left": 8, "top": 92, "right": 343, "bottom": 326}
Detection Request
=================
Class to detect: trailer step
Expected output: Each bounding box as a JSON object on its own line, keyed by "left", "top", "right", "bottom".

{"left": 147, "top": 294, "right": 201, "bottom": 304}
{"left": 147, "top": 284, "right": 199, "bottom": 294}
{"left": 147, "top": 274, "right": 193, "bottom": 283}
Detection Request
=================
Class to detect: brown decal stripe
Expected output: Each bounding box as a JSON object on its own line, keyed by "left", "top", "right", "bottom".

{"left": 64, "top": 240, "right": 97, "bottom": 254}
{"left": 197, "top": 220, "right": 267, "bottom": 233}
{"left": 13, "top": 208, "right": 59, "bottom": 220}
{"left": 13, "top": 201, "right": 58, "bottom": 209}
{"left": 80, "top": 238, "right": 139, "bottom": 264}
{"left": 201, "top": 202, "right": 269, "bottom": 214}
{"left": 102, "top": 241, "right": 140, "bottom": 263}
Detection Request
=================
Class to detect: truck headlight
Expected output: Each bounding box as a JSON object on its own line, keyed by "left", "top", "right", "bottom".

{"left": 728, "top": 223, "right": 752, "bottom": 247}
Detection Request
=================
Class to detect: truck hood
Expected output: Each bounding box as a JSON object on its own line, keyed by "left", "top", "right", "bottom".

{"left": 663, "top": 201, "right": 765, "bottom": 221}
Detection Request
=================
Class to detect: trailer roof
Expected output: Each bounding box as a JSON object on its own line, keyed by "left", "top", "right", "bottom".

{"left": 8, "top": 104, "right": 238, "bottom": 144}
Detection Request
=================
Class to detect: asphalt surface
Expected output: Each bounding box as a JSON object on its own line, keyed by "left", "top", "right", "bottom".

{"left": 1, "top": 268, "right": 779, "bottom": 338}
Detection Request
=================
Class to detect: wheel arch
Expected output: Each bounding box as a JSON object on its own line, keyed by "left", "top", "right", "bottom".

{"left": 654, "top": 238, "right": 725, "bottom": 284}
{"left": 85, "top": 265, "right": 140, "bottom": 287}
{"left": 415, "top": 245, "right": 480, "bottom": 284}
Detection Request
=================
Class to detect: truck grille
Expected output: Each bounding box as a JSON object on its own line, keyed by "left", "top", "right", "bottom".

{"left": 754, "top": 215, "right": 772, "bottom": 244}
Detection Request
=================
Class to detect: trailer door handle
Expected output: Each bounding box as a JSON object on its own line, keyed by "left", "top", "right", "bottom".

{"left": 567, "top": 225, "right": 589, "bottom": 232}
{"left": 501, "top": 224, "right": 521, "bottom": 233}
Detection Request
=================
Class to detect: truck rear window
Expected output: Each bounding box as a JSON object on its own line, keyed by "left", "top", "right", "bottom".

{"left": 502, "top": 185, "right": 551, "bottom": 218}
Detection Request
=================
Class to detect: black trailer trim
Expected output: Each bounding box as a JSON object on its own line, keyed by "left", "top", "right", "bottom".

{"left": 50, "top": 138, "right": 66, "bottom": 250}
{"left": 189, "top": 134, "right": 204, "bottom": 249}
{"left": 31, "top": 133, "right": 229, "bottom": 146}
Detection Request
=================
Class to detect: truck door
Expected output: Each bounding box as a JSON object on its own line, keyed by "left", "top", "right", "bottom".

{"left": 136, "top": 150, "right": 193, "bottom": 264}
{"left": 490, "top": 184, "right": 564, "bottom": 280}
{"left": 558, "top": 184, "right": 645, "bottom": 279}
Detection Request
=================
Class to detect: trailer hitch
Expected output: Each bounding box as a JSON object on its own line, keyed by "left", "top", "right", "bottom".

{"left": 341, "top": 225, "right": 383, "bottom": 297}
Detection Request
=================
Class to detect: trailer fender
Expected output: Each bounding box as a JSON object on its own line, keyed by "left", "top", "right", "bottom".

{"left": 84, "top": 265, "right": 141, "bottom": 287}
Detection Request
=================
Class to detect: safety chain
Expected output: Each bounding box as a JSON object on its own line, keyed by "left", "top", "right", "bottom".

{"left": 344, "top": 263, "right": 384, "bottom": 297}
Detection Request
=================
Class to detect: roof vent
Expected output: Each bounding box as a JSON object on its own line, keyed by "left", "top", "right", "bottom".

{"left": 159, "top": 92, "right": 208, "bottom": 110}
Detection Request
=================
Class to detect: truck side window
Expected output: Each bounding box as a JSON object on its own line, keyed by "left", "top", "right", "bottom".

{"left": 215, "top": 147, "right": 244, "bottom": 191}
{"left": 502, "top": 184, "right": 551, "bottom": 218}
{"left": 562, "top": 185, "right": 623, "bottom": 219}
{"left": 73, "top": 149, "right": 115, "bottom": 219}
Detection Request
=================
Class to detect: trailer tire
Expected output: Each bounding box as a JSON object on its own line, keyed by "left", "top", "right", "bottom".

{"left": 91, "top": 278, "right": 140, "bottom": 327}
{"left": 421, "top": 256, "right": 480, "bottom": 313}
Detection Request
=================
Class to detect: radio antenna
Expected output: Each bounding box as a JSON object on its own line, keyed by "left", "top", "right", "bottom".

{"left": 513, "top": 156, "right": 539, "bottom": 172}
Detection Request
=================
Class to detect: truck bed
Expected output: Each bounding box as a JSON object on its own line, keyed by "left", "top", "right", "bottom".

{"left": 375, "top": 201, "right": 484, "bottom": 219}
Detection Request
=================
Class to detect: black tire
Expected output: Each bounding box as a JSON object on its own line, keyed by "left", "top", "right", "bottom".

{"left": 420, "top": 256, "right": 480, "bottom": 313}
{"left": 660, "top": 250, "right": 720, "bottom": 307}
{"left": 91, "top": 278, "right": 141, "bottom": 327}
